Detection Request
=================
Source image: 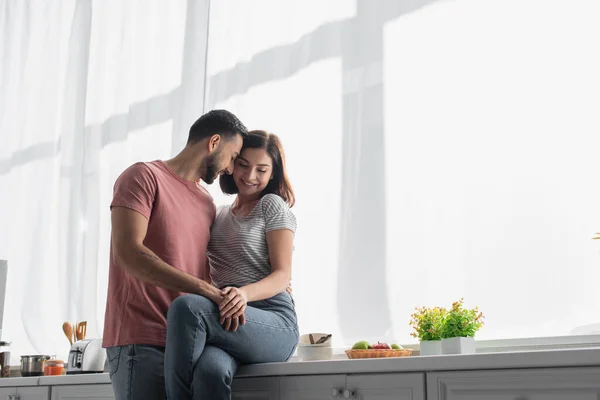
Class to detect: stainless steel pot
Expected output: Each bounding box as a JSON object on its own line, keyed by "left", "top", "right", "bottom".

{"left": 20, "top": 355, "right": 53, "bottom": 377}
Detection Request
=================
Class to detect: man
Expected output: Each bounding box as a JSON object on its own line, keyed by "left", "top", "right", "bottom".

{"left": 103, "top": 109, "right": 248, "bottom": 400}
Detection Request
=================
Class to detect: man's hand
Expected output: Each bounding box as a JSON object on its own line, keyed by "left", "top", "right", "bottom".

{"left": 219, "top": 287, "right": 248, "bottom": 329}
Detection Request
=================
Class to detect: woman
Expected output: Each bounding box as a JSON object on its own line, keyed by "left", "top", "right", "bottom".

{"left": 164, "top": 130, "right": 299, "bottom": 399}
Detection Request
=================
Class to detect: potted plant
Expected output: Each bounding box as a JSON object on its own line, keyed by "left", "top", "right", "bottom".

{"left": 409, "top": 306, "right": 446, "bottom": 356}
{"left": 440, "top": 298, "right": 484, "bottom": 355}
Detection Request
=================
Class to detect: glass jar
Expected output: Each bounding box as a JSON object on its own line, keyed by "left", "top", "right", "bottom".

{"left": 43, "top": 359, "right": 64, "bottom": 376}
{"left": 0, "top": 341, "right": 11, "bottom": 378}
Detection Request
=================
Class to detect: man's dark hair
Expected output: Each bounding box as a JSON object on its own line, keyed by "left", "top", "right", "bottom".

{"left": 187, "top": 110, "right": 248, "bottom": 144}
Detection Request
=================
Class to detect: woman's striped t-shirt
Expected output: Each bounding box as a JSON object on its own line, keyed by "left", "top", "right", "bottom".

{"left": 207, "top": 193, "right": 296, "bottom": 289}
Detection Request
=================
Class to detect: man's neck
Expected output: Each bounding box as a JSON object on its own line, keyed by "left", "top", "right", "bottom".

{"left": 164, "top": 144, "right": 207, "bottom": 182}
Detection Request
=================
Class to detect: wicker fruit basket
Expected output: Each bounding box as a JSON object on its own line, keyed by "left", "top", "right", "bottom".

{"left": 345, "top": 348, "right": 413, "bottom": 359}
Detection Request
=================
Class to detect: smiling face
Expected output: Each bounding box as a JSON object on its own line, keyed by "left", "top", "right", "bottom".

{"left": 232, "top": 147, "right": 273, "bottom": 198}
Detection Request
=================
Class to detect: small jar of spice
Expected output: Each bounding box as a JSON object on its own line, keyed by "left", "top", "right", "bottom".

{"left": 43, "top": 360, "right": 64, "bottom": 376}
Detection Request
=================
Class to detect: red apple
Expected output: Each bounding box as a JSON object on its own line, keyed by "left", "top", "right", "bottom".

{"left": 371, "top": 341, "right": 391, "bottom": 350}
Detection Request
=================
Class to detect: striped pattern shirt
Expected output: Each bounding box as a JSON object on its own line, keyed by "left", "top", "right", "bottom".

{"left": 207, "top": 194, "right": 297, "bottom": 289}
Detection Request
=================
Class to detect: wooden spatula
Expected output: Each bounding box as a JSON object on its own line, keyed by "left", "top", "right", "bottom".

{"left": 80, "top": 321, "right": 87, "bottom": 340}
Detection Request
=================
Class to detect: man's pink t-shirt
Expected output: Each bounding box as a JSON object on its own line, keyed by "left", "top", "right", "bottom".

{"left": 102, "top": 160, "right": 215, "bottom": 348}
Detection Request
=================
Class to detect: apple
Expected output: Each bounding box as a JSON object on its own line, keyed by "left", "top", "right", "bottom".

{"left": 391, "top": 343, "right": 402, "bottom": 350}
{"left": 371, "top": 341, "right": 391, "bottom": 350}
{"left": 352, "top": 340, "right": 371, "bottom": 350}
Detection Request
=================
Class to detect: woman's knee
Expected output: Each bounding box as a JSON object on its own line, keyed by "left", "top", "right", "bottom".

{"left": 168, "top": 294, "right": 215, "bottom": 322}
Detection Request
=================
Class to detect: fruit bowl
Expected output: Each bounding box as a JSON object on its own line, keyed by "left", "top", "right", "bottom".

{"left": 345, "top": 348, "right": 413, "bottom": 359}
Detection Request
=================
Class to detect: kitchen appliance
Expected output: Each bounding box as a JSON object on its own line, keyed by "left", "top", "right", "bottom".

{"left": 20, "top": 355, "right": 53, "bottom": 377}
{"left": 0, "top": 260, "right": 7, "bottom": 342}
{"left": 66, "top": 339, "right": 106, "bottom": 374}
{"left": 0, "top": 261, "right": 8, "bottom": 378}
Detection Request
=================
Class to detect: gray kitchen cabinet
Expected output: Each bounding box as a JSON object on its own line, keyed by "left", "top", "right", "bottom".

{"left": 232, "top": 376, "right": 280, "bottom": 399}
{"left": 278, "top": 373, "right": 425, "bottom": 400}
{"left": 51, "top": 384, "right": 114, "bottom": 400}
{"left": 427, "top": 367, "right": 600, "bottom": 400}
{"left": 0, "top": 387, "right": 15, "bottom": 398}
{"left": 17, "top": 387, "right": 50, "bottom": 400}
{"left": 346, "top": 373, "right": 425, "bottom": 400}
{"left": 0, "top": 387, "right": 49, "bottom": 400}
{"left": 279, "top": 374, "right": 346, "bottom": 399}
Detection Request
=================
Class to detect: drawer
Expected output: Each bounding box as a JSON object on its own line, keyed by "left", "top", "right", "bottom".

{"left": 427, "top": 367, "right": 600, "bottom": 400}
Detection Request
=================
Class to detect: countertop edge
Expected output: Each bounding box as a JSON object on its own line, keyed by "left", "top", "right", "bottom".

{"left": 1, "top": 347, "right": 600, "bottom": 387}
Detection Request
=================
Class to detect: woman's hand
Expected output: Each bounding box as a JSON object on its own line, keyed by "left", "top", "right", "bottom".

{"left": 219, "top": 287, "right": 248, "bottom": 327}
{"left": 222, "top": 315, "right": 246, "bottom": 332}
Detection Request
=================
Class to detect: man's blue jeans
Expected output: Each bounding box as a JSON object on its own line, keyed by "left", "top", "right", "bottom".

{"left": 107, "top": 344, "right": 167, "bottom": 400}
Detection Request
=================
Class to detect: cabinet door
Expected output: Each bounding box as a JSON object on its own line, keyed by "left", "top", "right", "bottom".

{"left": 51, "top": 384, "right": 115, "bottom": 400}
{"left": 232, "top": 377, "right": 279, "bottom": 400}
{"left": 345, "top": 373, "right": 425, "bottom": 400}
{"left": 0, "top": 387, "right": 16, "bottom": 399}
{"left": 427, "top": 367, "right": 600, "bottom": 400}
{"left": 280, "top": 375, "right": 346, "bottom": 400}
{"left": 17, "top": 386, "right": 50, "bottom": 400}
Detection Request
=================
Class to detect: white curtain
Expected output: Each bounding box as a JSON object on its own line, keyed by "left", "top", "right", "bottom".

{"left": 1, "top": 0, "right": 600, "bottom": 364}
{"left": 0, "top": 0, "right": 209, "bottom": 363}
{"left": 204, "top": 0, "right": 600, "bottom": 347}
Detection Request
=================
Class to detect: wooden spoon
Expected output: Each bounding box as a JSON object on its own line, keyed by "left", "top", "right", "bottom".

{"left": 62, "top": 322, "right": 73, "bottom": 346}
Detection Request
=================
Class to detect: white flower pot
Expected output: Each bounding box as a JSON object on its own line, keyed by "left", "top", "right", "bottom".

{"left": 442, "top": 337, "right": 475, "bottom": 355}
{"left": 419, "top": 340, "right": 442, "bottom": 356}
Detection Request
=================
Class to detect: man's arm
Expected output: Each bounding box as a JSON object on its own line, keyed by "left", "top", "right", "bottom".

{"left": 111, "top": 206, "right": 221, "bottom": 303}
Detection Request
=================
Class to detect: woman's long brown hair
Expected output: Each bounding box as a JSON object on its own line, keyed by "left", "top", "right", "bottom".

{"left": 220, "top": 130, "right": 295, "bottom": 207}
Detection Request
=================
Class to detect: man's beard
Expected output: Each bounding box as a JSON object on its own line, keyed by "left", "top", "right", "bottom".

{"left": 203, "top": 152, "right": 221, "bottom": 184}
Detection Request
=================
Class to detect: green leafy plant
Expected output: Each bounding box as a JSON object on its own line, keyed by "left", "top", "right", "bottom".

{"left": 440, "top": 298, "right": 484, "bottom": 339}
{"left": 409, "top": 306, "right": 447, "bottom": 341}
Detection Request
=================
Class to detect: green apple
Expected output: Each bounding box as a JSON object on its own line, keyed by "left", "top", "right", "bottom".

{"left": 352, "top": 340, "right": 370, "bottom": 350}
{"left": 391, "top": 343, "right": 402, "bottom": 349}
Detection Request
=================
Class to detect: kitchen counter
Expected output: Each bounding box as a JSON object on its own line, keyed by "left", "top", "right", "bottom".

{"left": 237, "top": 346, "right": 600, "bottom": 377}
{"left": 0, "top": 373, "right": 111, "bottom": 387}
{"left": 1, "top": 347, "right": 600, "bottom": 387}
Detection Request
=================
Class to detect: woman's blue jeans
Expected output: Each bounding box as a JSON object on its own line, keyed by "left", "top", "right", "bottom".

{"left": 164, "top": 292, "right": 299, "bottom": 399}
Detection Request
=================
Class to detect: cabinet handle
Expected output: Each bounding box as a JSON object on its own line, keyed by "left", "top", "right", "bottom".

{"left": 331, "top": 387, "right": 342, "bottom": 397}
{"left": 343, "top": 389, "right": 355, "bottom": 399}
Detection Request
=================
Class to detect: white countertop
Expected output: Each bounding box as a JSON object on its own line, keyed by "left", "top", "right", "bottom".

{"left": 236, "top": 347, "right": 600, "bottom": 377}
{"left": 0, "top": 373, "right": 111, "bottom": 387}
{"left": 1, "top": 347, "right": 600, "bottom": 387}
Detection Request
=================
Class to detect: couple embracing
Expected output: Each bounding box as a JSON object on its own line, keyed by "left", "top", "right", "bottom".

{"left": 103, "top": 110, "right": 299, "bottom": 399}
